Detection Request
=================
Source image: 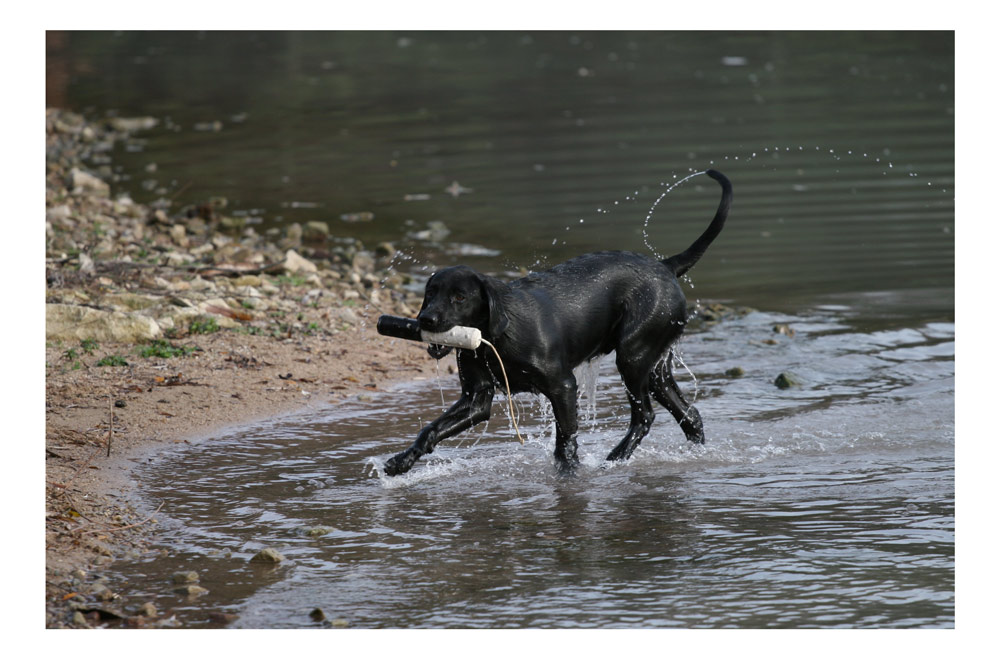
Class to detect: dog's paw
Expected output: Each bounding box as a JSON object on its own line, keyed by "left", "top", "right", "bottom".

{"left": 383, "top": 451, "right": 415, "bottom": 477}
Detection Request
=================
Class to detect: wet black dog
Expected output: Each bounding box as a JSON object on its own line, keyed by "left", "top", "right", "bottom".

{"left": 384, "top": 170, "right": 732, "bottom": 476}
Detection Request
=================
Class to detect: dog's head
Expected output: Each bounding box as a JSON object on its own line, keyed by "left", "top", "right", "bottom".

{"left": 417, "top": 265, "right": 509, "bottom": 358}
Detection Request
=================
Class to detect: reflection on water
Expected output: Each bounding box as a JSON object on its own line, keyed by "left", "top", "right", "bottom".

{"left": 111, "top": 301, "right": 953, "bottom": 628}
{"left": 47, "top": 31, "right": 954, "bottom": 310}
{"left": 53, "top": 29, "right": 953, "bottom": 628}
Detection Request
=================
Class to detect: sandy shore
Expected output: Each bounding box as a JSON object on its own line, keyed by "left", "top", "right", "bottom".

{"left": 43, "top": 108, "right": 448, "bottom": 627}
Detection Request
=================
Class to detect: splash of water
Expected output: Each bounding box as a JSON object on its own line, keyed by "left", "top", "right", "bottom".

{"left": 642, "top": 170, "right": 709, "bottom": 260}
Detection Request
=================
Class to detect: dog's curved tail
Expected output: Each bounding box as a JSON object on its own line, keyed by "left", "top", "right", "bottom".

{"left": 663, "top": 169, "right": 732, "bottom": 277}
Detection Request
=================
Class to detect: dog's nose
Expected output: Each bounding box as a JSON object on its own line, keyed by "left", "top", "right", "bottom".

{"left": 417, "top": 311, "right": 440, "bottom": 332}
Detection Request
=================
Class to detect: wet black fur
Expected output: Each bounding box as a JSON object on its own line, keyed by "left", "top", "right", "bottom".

{"left": 383, "top": 170, "right": 733, "bottom": 476}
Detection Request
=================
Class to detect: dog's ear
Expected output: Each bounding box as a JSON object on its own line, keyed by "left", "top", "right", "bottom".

{"left": 479, "top": 274, "right": 510, "bottom": 339}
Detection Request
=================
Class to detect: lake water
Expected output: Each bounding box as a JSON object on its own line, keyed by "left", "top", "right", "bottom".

{"left": 48, "top": 31, "right": 954, "bottom": 628}
{"left": 114, "top": 301, "right": 954, "bottom": 629}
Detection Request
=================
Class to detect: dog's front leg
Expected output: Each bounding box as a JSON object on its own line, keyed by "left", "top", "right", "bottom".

{"left": 546, "top": 375, "right": 580, "bottom": 474}
{"left": 383, "top": 353, "right": 495, "bottom": 476}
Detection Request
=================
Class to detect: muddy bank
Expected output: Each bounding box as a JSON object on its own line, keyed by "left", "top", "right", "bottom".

{"left": 44, "top": 108, "right": 446, "bottom": 628}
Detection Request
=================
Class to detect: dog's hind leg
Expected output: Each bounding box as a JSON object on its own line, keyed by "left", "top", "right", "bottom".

{"left": 649, "top": 354, "right": 704, "bottom": 444}
{"left": 606, "top": 352, "right": 658, "bottom": 462}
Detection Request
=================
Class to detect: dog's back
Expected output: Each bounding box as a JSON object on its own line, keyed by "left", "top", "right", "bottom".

{"left": 500, "top": 251, "right": 686, "bottom": 367}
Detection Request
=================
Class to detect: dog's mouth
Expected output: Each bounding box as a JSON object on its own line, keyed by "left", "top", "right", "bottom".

{"left": 417, "top": 316, "right": 454, "bottom": 334}
{"left": 426, "top": 343, "right": 452, "bottom": 360}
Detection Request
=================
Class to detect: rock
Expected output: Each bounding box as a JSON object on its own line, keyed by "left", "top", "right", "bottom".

{"left": 299, "top": 526, "right": 336, "bottom": 538}
{"left": 78, "top": 252, "right": 95, "bottom": 274}
{"left": 109, "top": 116, "right": 158, "bottom": 132}
{"left": 410, "top": 220, "right": 449, "bottom": 242}
{"left": 725, "top": 366, "right": 745, "bottom": 378}
{"left": 352, "top": 250, "right": 375, "bottom": 273}
{"left": 102, "top": 292, "right": 160, "bottom": 311}
{"left": 303, "top": 221, "right": 330, "bottom": 241}
{"left": 207, "top": 612, "right": 239, "bottom": 624}
{"left": 171, "top": 571, "right": 199, "bottom": 584}
{"left": 169, "top": 224, "right": 189, "bottom": 247}
{"left": 174, "top": 584, "right": 209, "bottom": 596}
{"left": 188, "top": 276, "right": 216, "bottom": 292}
{"left": 70, "top": 168, "right": 110, "bottom": 197}
{"left": 774, "top": 372, "right": 800, "bottom": 389}
{"left": 773, "top": 323, "right": 795, "bottom": 337}
{"left": 163, "top": 251, "right": 196, "bottom": 267}
{"left": 136, "top": 602, "right": 158, "bottom": 617}
{"left": 309, "top": 608, "right": 326, "bottom": 622}
{"left": 46, "top": 303, "right": 162, "bottom": 343}
{"left": 282, "top": 249, "right": 318, "bottom": 274}
{"left": 374, "top": 242, "right": 397, "bottom": 259}
{"left": 282, "top": 223, "right": 303, "bottom": 249}
{"left": 249, "top": 548, "right": 285, "bottom": 564}
{"left": 233, "top": 274, "right": 262, "bottom": 287}
{"left": 331, "top": 307, "right": 359, "bottom": 325}
{"left": 90, "top": 583, "right": 118, "bottom": 601}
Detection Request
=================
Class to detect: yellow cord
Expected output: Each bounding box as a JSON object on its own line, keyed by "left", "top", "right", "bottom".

{"left": 481, "top": 338, "right": 524, "bottom": 445}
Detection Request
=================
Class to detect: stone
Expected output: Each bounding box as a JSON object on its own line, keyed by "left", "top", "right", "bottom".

{"left": 109, "top": 116, "right": 158, "bottom": 132}
{"left": 774, "top": 372, "right": 800, "bottom": 389}
{"left": 283, "top": 223, "right": 303, "bottom": 248}
{"left": 46, "top": 303, "right": 162, "bottom": 343}
{"left": 352, "top": 251, "right": 375, "bottom": 273}
{"left": 249, "top": 548, "right": 285, "bottom": 564}
{"left": 174, "top": 584, "right": 209, "bottom": 596}
{"left": 102, "top": 292, "right": 160, "bottom": 311}
{"left": 233, "top": 275, "right": 262, "bottom": 287}
{"left": 303, "top": 221, "right": 330, "bottom": 241}
{"left": 136, "top": 602, "right": 158, "bottom": 617}
{"left": 332, "top": 307, "right": 359, "bottom": 325}
{"left": 282, "top": 249, "right": 318, "bottom": 274}
{"left": 70, "top": 168, "right": 110, "bottom": 197}
{"left": 164, "top": 251, "right": 195, "bottom": 267}
{"left": 169, "top": 224, "right": 188, "bottom": 247}
{"left": 171, "top": 571, "right": 199, "bottom": 584}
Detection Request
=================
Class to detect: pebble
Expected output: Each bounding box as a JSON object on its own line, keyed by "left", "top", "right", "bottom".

{"left": 174, "top": 584, "right": 209, "bottom": 596}
{"left": 171, "top": 570, "right": 200, "bottom": 584}
{"left": 249, "top": 547, "right": 285, "bottom": 564}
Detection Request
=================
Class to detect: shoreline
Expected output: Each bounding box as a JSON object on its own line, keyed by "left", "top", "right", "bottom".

{"left": 42, "top": 108, "right": 749, "bottom": 628}
{"left": 43, "top": 108, "right": 447, "bottom": 627}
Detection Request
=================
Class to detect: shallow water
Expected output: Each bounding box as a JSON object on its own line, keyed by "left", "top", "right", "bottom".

{"left": 54, "top": 30, "right": 954, "bottom": 628}
{"left": 110, "top": 297, "right": 953, "bottom": 628}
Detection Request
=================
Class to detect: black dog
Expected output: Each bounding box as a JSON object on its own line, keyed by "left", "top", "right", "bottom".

{"left": 384, "top": 170, "right": 732, "bottom": 476}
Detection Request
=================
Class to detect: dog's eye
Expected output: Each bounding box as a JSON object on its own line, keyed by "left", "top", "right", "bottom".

{"left": 451, "top": 293, "right": 466, "bottom": 304}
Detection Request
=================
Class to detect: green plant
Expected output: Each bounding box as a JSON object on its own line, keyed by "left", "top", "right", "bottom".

{"left": 137, "top": 340, "right": 199, "bottom": 359}
{"left": 274, "top": 274, "right": 308, "bottom": 287}
{"left": 79, "top": 338, "right": 99, "bottom": 354}
{"left": 189, "top": 316, "right": 220, "bottom": 334}
{"left": 96, "top": 355, "right": 128, "bottom": 367}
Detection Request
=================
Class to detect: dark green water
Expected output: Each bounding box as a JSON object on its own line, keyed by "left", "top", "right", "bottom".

{"left": 48, "top": 30, "right": 953, "bottom": 312}
{"left": 48, "top": 31, "right": 954, "bottom": 628}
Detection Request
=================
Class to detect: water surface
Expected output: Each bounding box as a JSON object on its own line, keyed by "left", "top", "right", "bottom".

{"left": 113, "top": 300, "right": 953, "bottom": 628}
{"left": 49, "top": 31, "right": 954, "bottom": 628}
{"left": 48, "top": 31, "right": 954, "bottom": 310}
